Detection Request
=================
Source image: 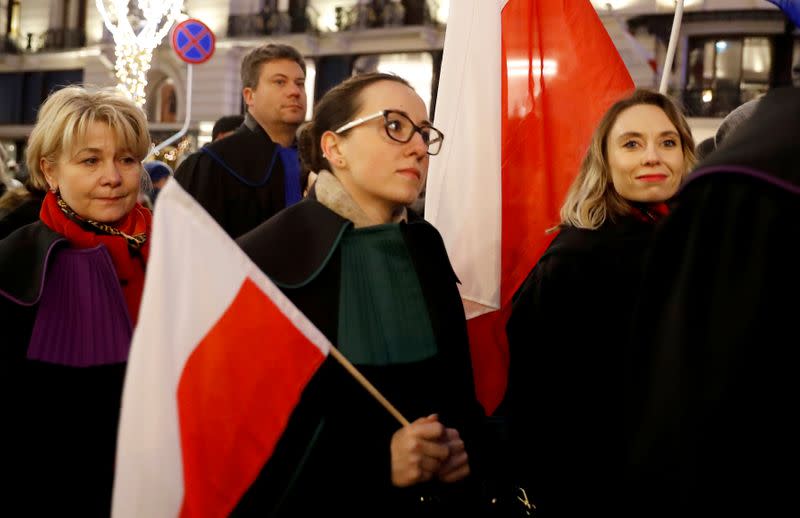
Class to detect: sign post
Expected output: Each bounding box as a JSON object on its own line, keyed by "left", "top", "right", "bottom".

{"left": 149, "top": 18, "right": 216, "bottom": 158}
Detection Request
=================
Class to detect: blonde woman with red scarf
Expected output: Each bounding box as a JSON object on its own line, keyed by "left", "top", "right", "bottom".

{"left": 0, "top": 86, "right": 152, "bottom": 516}
{"left": 504, "top": 89, "right": 696, "bottom": 515}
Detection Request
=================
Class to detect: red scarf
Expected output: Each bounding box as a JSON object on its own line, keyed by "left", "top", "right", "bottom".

{"left": 40, "top": 191, "right": 152, "bottom": 325}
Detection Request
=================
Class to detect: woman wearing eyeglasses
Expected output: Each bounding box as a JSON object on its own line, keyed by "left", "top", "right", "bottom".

{"left": 234, "top": 72, "right": 486, "bottom": 517}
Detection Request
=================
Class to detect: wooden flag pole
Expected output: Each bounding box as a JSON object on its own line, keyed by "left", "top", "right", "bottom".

{"left": 328, "top": 346, "right": 410, "bottom": 427}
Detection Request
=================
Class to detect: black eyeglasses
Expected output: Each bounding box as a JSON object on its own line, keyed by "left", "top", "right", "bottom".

{"left": 334, "top": 109, "right": 444, "bottom": 156}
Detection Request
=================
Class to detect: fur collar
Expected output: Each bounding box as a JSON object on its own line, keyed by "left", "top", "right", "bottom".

{"left": 314, "top": 170, "right": 407, "bottom": 228}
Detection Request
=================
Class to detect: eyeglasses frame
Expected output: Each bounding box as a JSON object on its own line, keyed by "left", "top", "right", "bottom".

{"left": 334, "top": 109, "right": 444, "bottom": 156}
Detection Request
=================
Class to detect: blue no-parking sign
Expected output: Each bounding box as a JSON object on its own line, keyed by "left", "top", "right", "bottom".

{"left": 171, "top": 19, "right": 215, "bottom": 65}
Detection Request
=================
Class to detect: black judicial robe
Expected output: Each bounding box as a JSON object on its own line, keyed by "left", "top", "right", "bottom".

{"left": 174, "top": 114, "right": 288, "bottom": 238}
{"left": 506, "top": 216, "right": 659, "bottom": 516}
{"left": 0, "top": 222, "right": 128, "bottom": 516}
{"left": 232, "top": 198, "right": 486, "bottom": 517}
{"left": 625, "top": 87, "right": 800, "bottom": 517}
{"left": 0, "top": 190, "right": 44, "bottom": 239}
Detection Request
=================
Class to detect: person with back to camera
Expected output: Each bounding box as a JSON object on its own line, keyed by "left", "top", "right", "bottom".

{"left": 505, "top": 89, "right": 696, "bottom": 516}
{"left": 143, "top": 159, "right": 173, "bottom": 205}
{"left": 0, "top": 151, "right": 48, "bottom": 237}
{"left": 0, "top": 178, "right": 47, "bottom": 239}
{"left": 175, "top": 43, "right": 307, "bottom": 238}
{"left": 0, "top": 144, "right": 19, "bottom": 197}
{"left": 0, "top": 86, "right": 152, "bottom": 516}
{"left": 625, "top": 85, "right": 800, "bottom": 518}
{"left": 212, "top": 114, "right": 245, "bottom": 141}
{"left": 624, "top": 9, "right": 800, "bottom": 513}
{"left": 233, "top": 72, "right": 486, "bottom": 517}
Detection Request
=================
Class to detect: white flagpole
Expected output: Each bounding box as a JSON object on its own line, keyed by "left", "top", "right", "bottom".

{"left": 660, "top": 0, "right": 685, "bottom": 94}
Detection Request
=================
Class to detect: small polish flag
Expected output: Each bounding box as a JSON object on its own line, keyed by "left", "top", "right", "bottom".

{"left": 112, "top": 180, "right": 330, "bottom": 517}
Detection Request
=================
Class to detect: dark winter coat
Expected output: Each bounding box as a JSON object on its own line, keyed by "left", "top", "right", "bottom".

{"left": 625, "top": 86, "right": 800, "bottom": 517}
{"left": 174, "top": 113, "right": 290, "bottom": 238}
{"left": 507, "top": 216, "right": 659, "bottom": 516}
{"left": 0, "top": 222, "right": 130, "bottom": 516}
{"left": 233, "top": 193, "right": 486, "bottom": 517}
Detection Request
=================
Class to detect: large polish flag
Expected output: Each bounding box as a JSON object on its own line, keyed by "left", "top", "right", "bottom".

{"left": 112, "top": 180, "right": 331, "bottom": 517}
{"left": 426, "top": 0, "right": 633, "bottom": 413}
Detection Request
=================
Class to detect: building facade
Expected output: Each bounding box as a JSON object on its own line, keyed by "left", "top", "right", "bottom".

{"left": 0, "top": 0, "right": 797, "bottom": 167}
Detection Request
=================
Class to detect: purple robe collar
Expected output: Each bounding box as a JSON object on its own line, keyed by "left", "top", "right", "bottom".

{"left": 26, "top": 245, "right": 132, "bottom": 367}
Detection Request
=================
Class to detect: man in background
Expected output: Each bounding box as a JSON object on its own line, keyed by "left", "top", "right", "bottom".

{"left": 143, "top": 160, "right": 173, "bottom": 206}
{"left": 175, "top": 43, "right": 307, "bottom": 237}
{"left": 212, "top": 115, "right": 245, "bottom": 142}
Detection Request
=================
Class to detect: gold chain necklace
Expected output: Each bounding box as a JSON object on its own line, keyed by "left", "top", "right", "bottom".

{"left": 56, "top": 194, "right": 147, "bottom": 250}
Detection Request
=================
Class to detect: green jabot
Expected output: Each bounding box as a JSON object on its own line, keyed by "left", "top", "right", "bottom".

{"left": 337, "top": 224, "right": 438, "bottom": 366}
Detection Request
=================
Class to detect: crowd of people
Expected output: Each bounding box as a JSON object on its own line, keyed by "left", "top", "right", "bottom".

{"left": 0, "top": 28, "right": 797, "bottom": 517}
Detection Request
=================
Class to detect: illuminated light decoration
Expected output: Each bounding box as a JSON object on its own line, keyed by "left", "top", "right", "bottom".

{"left": 95, "top": 1, "right": 184, "bottom": 106}
{"left": 150, "top": 137, "right": 190, "bottom": 163}
{"left": 435, "top": 0, "right": 450, "bottom": 23}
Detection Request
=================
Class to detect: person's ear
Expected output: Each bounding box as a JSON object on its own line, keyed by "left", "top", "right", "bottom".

{"left": 41, "top": 158, "right": 58, "bottom": 192}
{"left": 242, "top": 86, "right": 254, "bottom": 109}
{"left": 321, "top": 130, "right": 346, "bottom": 169}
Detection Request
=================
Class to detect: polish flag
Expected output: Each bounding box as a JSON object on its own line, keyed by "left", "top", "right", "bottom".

{"left": 112, "top": 180, "right": 331, "bottom": 517}
{"left": 426, "top": 0, "right": 634, "bottom": 413}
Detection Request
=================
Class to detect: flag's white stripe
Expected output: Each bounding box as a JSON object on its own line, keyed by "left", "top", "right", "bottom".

{"left": 113, "top": 180, "right": 330, "bottom": 517}
{"left": 151, "top": 180, "right": 332, "bottom": 358}
{"left": 425, "top": 0, "right": 504, "bottom": 318}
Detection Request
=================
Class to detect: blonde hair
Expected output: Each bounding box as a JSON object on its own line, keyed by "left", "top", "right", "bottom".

{"left": 559, "top": 89, "right": 696, "bottom": 230}
{"left": 26, "top": 86, "right": 151, "bottom": 192}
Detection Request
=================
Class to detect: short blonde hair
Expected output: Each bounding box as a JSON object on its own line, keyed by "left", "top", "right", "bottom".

{"left": 26, "top": 86, "right": 151, "bottom": 192}
{"left": 559, "top": 89, "right": 696, "bottom": 230}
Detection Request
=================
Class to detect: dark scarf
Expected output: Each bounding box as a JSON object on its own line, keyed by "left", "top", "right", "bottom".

{"left": 39, "top": 191, "right": 151, "bottom": 324}
{"left": 629, "top": 202, "right": 670, "bottom": 223}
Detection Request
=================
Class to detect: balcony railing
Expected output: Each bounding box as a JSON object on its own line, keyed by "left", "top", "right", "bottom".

{"left": 0, "top": 28, "right": 86, "bottom": 54}
{"left": 334, "top": 1, "right": 437, "bottom": 32}
{"left": 227, "top": 1, "right": 439, "bottom": 38}
{"left": 42, "top": 27, "right": 86, "bottom": 50}
{"left": 228, "top": 9, "right": 303, "bottom": 37}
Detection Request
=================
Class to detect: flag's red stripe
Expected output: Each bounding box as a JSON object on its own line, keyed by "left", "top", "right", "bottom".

{"left": 177, "top": 278, "right": 326, "bottom": 517}
{"left": 466, "top": 306, "right": 512, "bottom": 413}
{"left": 469, "top": 0, "right": 634, "bottom": 414}
{"left": 500, "top": 0, "right": 633, "bottom": 304}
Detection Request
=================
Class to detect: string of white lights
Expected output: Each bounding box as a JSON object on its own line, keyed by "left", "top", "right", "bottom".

{"left": 95, "top": 0, "right": 184, "bottom": 106}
